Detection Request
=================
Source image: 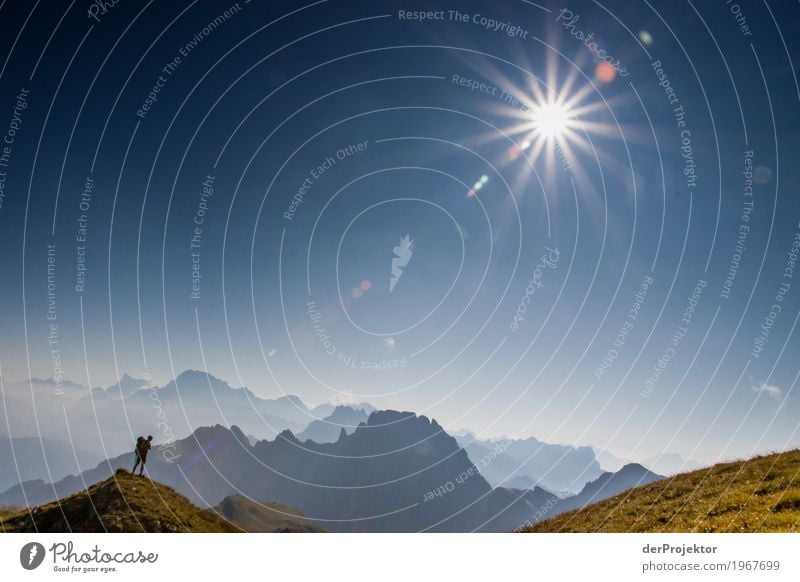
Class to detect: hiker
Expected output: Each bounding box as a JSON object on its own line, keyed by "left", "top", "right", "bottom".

{"left": 132, "top": 435, "right": 153, "bottom": 476}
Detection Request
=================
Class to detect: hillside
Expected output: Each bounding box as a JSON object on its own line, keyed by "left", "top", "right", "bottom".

{"left": 0, "top": 469, "right": 240, "bottom": 533}
{"left": 0, "top": 506, "right": 17, "bottom": 522}
{"left": 522, "top": 449, "right": 800, "bottom": 532}
{"left": 214, "top": 495, "right": 324, "bottom": 532}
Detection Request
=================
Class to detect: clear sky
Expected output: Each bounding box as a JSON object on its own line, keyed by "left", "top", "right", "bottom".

{"left": 0, "top": 0, "right": 799, "bottom": 464}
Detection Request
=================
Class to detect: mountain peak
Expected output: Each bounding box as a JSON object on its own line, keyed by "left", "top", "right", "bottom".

{"left": 175, "top": 369, "right": 228, "bottom": 386}
{"left": 275, "top": 394, "right": 307, "bottom": 407}
{"left": 229, "top": 425, "right": 249, "bottom": 445}
{"left": 26, "top": 377, "right": 85, "bottom": 389}
{"left": 366, "top": 409, "right": 417, "bottom": 426}
{"left": 276, "top": 428, "right": 299, "bottom": 444}
{"left": 190, "top": 424, "right": 243, "bottom": 444}
{"left": 612, "top": 463, "right": 664, "bottom": 480}
{"left": 107, "top": 374, "right": 148, "bottom": 396}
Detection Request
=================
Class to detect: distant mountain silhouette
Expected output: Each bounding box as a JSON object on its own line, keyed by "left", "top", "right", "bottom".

{"left": 0, "top": 469, "right": 239, "bottom": 532}
{"left": 104, "top": 374, "right": 149, "bottom": 400}
{"left": 557, "top": 463, "right": 663, "bottom": 513}
{"left": 0, "top": 411, "right": 559, "bottom": 532}
{"left": 504, "top": 475, "right": 538, "bottom": 489}
{"left": 0, "top": 371, "right": 325, "bottom": 458}
{"left": 456, "top": 433, "right": 604, "bottom": 494}
{"left": 473, "top": 486, "right": 558, "bottom": 532}
{"left": 0, "top": 438, "right": 102, "bottom": 492}
{"left": 589, "top": 445, "right": 631, "bottom": 472}
{"left": 214, "top": 495, "right": 324, "bottom": 532}
{"left": 296, "top": 406, "right": 370, "bottom": 443}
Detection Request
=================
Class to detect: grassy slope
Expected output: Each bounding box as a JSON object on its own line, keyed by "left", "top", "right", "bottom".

{"left": 523, "top": 449, "right": 800, "bottom": 532}
{"left": 0, "top": 506, "right": 19, "bottom": 522}
{"left": 214, "top": 495, "right": 324, "bottom": 532}
{"left": 0, "top": 469, "right": 240, "bottom": 533}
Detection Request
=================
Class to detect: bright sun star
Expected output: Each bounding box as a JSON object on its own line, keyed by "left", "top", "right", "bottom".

{"left": 531, "top": 102, "right": 572, "bottom": 139}
{"left": 467, "top": 54, "right": 620, "bottom": 190}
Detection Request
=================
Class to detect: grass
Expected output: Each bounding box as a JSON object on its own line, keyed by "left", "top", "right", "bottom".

{"left": 521, "top": 449, "right": 800, "bottom": 532}
{"left": 0, "top": 506, "right": 20, "bottom": 524}
{"left": 0, "top": 468, "right": 240, "bottom": 533}
{"left": 215, "top": 495, "right": 324, "bottom": 532}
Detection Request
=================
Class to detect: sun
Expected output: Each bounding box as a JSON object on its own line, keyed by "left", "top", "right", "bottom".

{"left": 531, "top": 101, "right": 572, "bottom": 139}
{"left": 464, "top": 54, "right": 621, "bottom": 189}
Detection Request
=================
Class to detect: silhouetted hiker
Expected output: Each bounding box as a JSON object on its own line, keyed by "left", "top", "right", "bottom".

{"left": 132, "top": 435, "right": 153, "bottom": 476}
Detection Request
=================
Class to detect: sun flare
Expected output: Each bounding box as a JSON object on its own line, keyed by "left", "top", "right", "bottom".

{"left": 531, "top": 102, "right": 572, "bottom": 139}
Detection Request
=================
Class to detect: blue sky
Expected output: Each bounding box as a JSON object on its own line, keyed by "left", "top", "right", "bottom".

{"left": 0, "top": 0, "right": 799, "bottom": 464}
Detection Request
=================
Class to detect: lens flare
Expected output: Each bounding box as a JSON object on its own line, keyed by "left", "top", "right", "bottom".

{"left": 531, "top": 102, "right": 572, "bottom": 139}
{"left": 469, "top": 53, "right": 620, "bottom": 189}
{"left": 595, "top": 61, "right": 617, "bottom": 84}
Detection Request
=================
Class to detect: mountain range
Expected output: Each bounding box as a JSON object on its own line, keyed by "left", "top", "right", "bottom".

{"left": 0, "top": 407, "right": 665, "bottom": 532}
{"left": 1, "top": 371, "right": 634, "bottom": 492}
{"left": 2, "top": 370, "right": 726, "bottom": 531}
{"left": 8, "top": 444, "right": 794, "bottom": 533}
{"left": 296, "top": 405, "right": 373, "bottom": 443}
{"left": 0, "top": 371, "right": 346, "bottom": 458}
{"left": 456, "top": 433, "right": 604, "bottom": 494}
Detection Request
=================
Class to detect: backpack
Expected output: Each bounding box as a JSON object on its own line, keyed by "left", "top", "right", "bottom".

{"left": 136, "top": 436, "right": 145, "bottom": 451}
